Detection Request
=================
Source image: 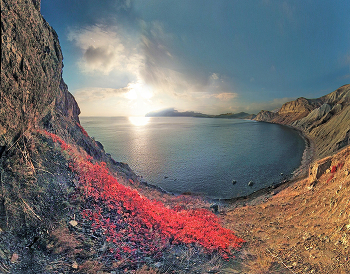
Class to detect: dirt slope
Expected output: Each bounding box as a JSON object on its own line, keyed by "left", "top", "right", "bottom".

{"left": 224, "top": 146, "right": 350, "bottom": 274}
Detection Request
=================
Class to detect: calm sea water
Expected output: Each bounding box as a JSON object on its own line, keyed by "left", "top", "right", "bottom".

{"left": 80, "top": 117, "right": 305, "bottom": 199}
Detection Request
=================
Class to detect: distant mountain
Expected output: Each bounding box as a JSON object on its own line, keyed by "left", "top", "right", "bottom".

{"left": 145, "top": 108, "right": 209, "bottom": 117}
{"left": 254, "top": 84, "right": 350, "bottom": 158}
{"left": 214, "top": 112, "right": 255, "bottom": 119}
{"left": 145, "top": 108, "right": 254, "bottom": 119}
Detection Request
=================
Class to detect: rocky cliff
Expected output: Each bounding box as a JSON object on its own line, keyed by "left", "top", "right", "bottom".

{"left": 0, "top": 1, "right": 138, "bottom": 272}
{"left": 1, "top": 0, "right": 78, "bottom": 145}
{"left": 1, "top": 2, "right": 244, "bottom": 273}
{"left": 254, "top": 84, "right": 350, "bottom": 158}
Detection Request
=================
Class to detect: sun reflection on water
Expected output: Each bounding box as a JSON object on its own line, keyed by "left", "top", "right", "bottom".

{"left": 128, "top": 116, "right": 150, "bottom": 126}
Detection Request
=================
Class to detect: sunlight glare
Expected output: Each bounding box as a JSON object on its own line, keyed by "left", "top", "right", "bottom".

{"left": 128, "top": 116, "right": 150, "bottom": 126}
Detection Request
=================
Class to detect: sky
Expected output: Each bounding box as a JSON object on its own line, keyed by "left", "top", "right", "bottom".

{"left": 41, "top": 0, "right": 350, "bottom": 117}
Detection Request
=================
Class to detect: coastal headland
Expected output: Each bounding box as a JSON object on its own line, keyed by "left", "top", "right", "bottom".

{"left": 1, "top": 0, "right": 349, "bottom": 273}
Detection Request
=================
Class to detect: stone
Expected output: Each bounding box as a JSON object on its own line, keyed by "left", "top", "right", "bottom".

{"left": 69, "top": 220, "right": 78, "bottom": 227}
{"left": 210, "top": 204, "right": 219, "bottom": 214}
{"left": 10, "top": 253, "right": 19, "bottom": 263}
{"left": 309, "top": 157, "right": 332, "bottom": 183}
{"left": 232, "top": 180, "right": 237, "bottom": 185}
{"left": 72, "top": 261, "right": 78, "bottom": 269}
{"left": 248, "top": 181, "right": 254, "bottom": 186}
{"left": 154, "top": 262, "right": 163, "bottom": 268}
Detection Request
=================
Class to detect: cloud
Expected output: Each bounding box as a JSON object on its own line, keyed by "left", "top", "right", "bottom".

{"left": 200, "top": 92, "right": 238, "bottom": 101}
{"left": 244, "top": 97, "right": 295, "bottom": 113}
{"left": 211, "top": 73, "right": 219, "bottom": 80}
{"left": 69, "top": 20, "right": 239, "bottom": 116}
{"left": 68, "top": 25, "right": 142, "bottom": 75}
{"left": 212, "top": 92, "right": 237, "bottom": 101}
{"left": 74, "top": 86, "right": 131, "bottom": 102}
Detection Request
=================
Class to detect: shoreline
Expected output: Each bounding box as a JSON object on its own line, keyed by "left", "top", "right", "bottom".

{"left": 212, "top": 124, "right": 316, "bottom": 207}
{"left": 133, "top": 123, "right": 316, "bottom": 206}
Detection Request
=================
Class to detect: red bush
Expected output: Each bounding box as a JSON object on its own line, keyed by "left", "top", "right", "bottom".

{"left": 76, "top": 123, "right": 89, "bottom": 137}
{"left": 39, "top": 130, "right": 244, "bottom": 263}
{"left": 331, "top": 165, "right": 337, "bottom": 173}
{"left": 337, "top": 162, "right": 344, "bottom": 170}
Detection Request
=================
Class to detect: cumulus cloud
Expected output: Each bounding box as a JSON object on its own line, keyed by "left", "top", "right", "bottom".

{"left": 69, "top": 20, "right": 239, "bottom": 116}
{"left": 211, "top": 73, "right": 219, "bottom": 80}
{"left": 68, "top": 25, "right": 142, "bottom": 75}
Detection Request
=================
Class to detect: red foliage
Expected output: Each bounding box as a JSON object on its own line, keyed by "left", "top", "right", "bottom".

{"left": 327, "top": 162, "right": 345, "bottom": 184}
{"left": 76, "top": 123, "right": 89, "bottom": 137}
{"left": 337, "top": 162, "right": 344, "bottom": 170}
{"left": 331, "top": 165, "right": 337, "bottom": 173}
{"left": 39, "top": 130, "right": 244, "bottom": 263}
{"left": 39, "top": 130, "right": 71, "bottom": 151}
{"left": 331, "top": 162, "right": 344, "bottom": 174}
{"left": 326, "top": 174, "right": 334, "bottom": 184}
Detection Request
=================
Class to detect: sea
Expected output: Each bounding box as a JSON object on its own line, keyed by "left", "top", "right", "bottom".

{"left": 80, "top": 117, "right": 305, "bottom": 199}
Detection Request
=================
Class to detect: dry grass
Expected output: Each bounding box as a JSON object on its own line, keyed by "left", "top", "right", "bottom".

{"left": 78, "top": 260, "right": 103, "bottom": 274}
{"left": 135, "top": 265, "right": 159, "bottom": 274}
{"left": 224, "top": 146, "right": 350, "bottom": 274}
{"left": 50, "top": 226, "right": 81, "bottom": 255}
{"left": 240, "top": 247, "right": 276, "bottom": 274}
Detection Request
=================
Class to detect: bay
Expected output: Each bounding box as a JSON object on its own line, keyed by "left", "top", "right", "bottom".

{"left": 80, "top": 117, "right": 305, "bottom": 199}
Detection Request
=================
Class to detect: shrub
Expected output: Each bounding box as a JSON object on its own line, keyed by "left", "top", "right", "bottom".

{"left": 39, "top": 130, "right": 244, "bottom": 264}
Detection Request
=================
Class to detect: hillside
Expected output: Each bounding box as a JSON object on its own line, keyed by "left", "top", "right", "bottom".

{"left": 254, "top": 84, "right": 350, "bottom": 158}
{"left": 223, "top": 145, "right": 350, "bottom": 274}
{"left": 145, "top": 108, "right": 252, "bottom": 119}
{"left": 0, "top": 1, "right": 244, "bottom": 273}
{"left": 1, "top": 1, "right": 349, "bottom": 274}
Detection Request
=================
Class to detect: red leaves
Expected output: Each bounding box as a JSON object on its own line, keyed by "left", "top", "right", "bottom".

{"left": 327, "top": 162, "right": 344, "bottom": 183}
{"left": 40, "top": 130, "right": 244, "bottom": 263}
{"left": 331, "top": 162, "right": 344, "bottom": 173}
{"left": 331, "top": 165, "right": 337, "bottom": 173}
{"left": 39, "top": 130, "right": 71, "bottom": 151}
{"left": 76, "top": 122, "right": 89, "bottom": 137}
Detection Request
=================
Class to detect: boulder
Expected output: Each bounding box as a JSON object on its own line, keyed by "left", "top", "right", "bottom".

{"left": 309, "top": 157, "right": 332, "bottom": 183}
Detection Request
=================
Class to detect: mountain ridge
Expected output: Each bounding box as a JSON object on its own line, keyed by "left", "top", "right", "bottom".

{"left": 145, "top": 108, "right": 253, "bottom": 119}
{"left": 254, "top": 84, "right": 350, "bottom": 158}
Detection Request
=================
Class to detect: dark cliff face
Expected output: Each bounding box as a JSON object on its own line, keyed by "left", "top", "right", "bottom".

{"left": 0, "top": 0, "right": 80, "bottom": 148}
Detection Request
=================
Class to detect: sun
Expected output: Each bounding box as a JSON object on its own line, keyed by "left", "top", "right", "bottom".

{"left": 124, "top": 81, "right": 156, "bottom": 117}
{"left": 128, "top": 116, "right": 150, "bottom": 126}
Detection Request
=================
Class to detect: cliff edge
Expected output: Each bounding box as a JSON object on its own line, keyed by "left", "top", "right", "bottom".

{"left": 0, "top": 2, "right": 244, "bottom": 273}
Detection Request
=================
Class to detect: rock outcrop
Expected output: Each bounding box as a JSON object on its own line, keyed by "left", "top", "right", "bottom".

{"left": 254, "top": 84, "right": 350, "bottom": 158}
{"left": 0, "top": 0, "right": 136, "bottom": 229}
{"left": 253, "top": 110, "right": 279, "bottom": 122}
{"left": 1, "top": 0, "right": 80, "bottom": 146}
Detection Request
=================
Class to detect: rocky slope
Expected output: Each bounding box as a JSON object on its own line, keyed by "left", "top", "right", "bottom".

{"left": 1, "top": 2, "right": 245, "bottom": 273}
{"left": 254, "top": 84, "right": 350, "bottom": 158}
{"left": 224, "top": 144, "right": 350, "bottom": 274}
{"left": 0, "top": 1, "right": 143, "bottom": 273}
{"left": 1, "top": 1, "right": 349, "bottom": 274}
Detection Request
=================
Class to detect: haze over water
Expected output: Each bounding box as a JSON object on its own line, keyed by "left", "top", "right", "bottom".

{"left": 81, "top": 117, "right": 305, "bottom": 199}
